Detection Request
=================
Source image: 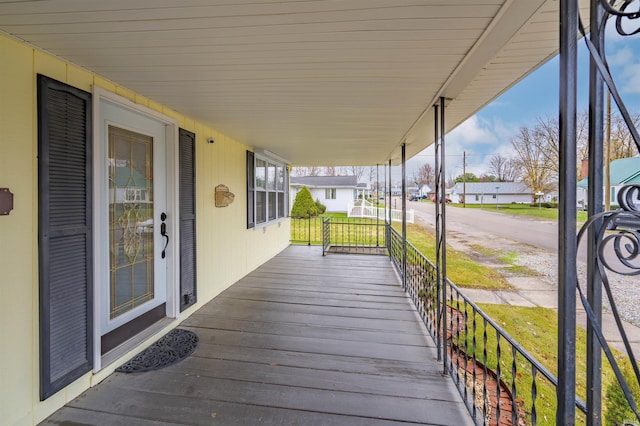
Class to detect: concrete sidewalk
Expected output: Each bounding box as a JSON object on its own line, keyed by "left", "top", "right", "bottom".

{"left": 463, "top": 278, "right": 640, "bottom": 356}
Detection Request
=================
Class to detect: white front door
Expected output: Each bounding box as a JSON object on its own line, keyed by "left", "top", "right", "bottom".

{"left": 96, "top": 95, "right": 174, "bottom": 354}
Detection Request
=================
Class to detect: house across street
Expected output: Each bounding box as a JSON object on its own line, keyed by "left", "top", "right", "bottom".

{"left": 449, "top": 182, "right": 533, "bottom": 205}
{"left": 290, "top": 175, "right": 367, "bottom": 213}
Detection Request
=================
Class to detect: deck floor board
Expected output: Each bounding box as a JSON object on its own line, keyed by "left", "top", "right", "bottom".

{"left": 41, "top": 245, "right": 473, "bottom": 426}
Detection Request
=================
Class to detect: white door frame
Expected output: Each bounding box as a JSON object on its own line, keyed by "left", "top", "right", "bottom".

{"left": 92, "top": 87, "right": 180, "bottom": 371}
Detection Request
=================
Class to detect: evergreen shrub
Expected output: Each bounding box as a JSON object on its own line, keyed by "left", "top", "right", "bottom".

{"left": 291, "top": 186, "right": 317, "bottom": 218}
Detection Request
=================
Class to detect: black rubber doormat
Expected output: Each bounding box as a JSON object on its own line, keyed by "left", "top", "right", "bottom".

{"left": 115, "top": 329, "right": 199, "bottom": 373}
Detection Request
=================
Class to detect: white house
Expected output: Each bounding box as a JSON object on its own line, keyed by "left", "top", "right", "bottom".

{"left": 450, "top": 182, "right": 533, "bottom": 205}
{"left": 290, "top": 176, "right": 361, "bottom": 213}
{"left": 418, "top": 184, "right": 432, "bottom": 197}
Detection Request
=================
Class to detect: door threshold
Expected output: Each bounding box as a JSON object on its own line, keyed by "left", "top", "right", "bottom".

{"left": 101, "top": 317, "right": 174, "bottom": 370}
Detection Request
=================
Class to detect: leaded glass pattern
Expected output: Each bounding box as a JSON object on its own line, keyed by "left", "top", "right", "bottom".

{"left": 108, "top": 126, "right": 154, "bottom": 319}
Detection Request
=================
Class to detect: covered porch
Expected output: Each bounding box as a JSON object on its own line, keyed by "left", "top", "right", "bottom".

{"left": 41, "top": 246, "right": 473, "bottom": 425}
{"left": 2, "top": 1, "right": 639, "bottom": 424}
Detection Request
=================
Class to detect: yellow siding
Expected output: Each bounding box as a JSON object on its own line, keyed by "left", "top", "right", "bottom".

{"left": 0, "top": 32, "right": 290, "bottom": 425}
{"left": 0, "top": 34, "right": 37, "bottom": 426}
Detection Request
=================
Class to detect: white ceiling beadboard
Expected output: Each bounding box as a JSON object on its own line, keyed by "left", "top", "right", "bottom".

{"left": 0, "top": 0, "right": 589, "bottom": 166}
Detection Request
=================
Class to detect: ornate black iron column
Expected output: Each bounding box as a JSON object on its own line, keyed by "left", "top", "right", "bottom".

{"left": 402, "top": 143, "right": 407, "bottom": 290}
{"left": 558, "top": 0, "right": 579, "bottom": 423}
{"left": 388, "top": 159, "right": 392, "bottom": 255}
{"left": 376, "top": 163, "right": 380, "bottom": 247}
{"left": 434, "top": 103, "right": 442, "bottom": 361}
{"left": 586, "top": 0, "right": 605, "bottom": 422}
{"left": 434, "top": 97, "right": 447, "bottom": 370}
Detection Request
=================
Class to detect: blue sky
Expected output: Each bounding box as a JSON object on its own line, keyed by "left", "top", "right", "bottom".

{"left": 404, "top": 22, "right": 640, "bottom": 182}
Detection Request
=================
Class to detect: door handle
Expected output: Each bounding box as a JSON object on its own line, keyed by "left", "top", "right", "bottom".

{"left": 160, "top": 212, "right": 169, "bottom": 259}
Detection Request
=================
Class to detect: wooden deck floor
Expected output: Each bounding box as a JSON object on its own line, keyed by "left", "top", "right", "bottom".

{"left": 42, "top": 246, "right": 473, "bottom": 426}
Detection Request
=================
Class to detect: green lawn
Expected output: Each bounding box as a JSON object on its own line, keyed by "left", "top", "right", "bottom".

{"left": 452, "top": 202, "right": 589, "bottom": 223}
{"left": 291, "top": 216, "right": 512, "bottom": 290}
{"left": 468, "top": 304, "right": 640, "bottom": 425}
{"left": 290, "top": 214, "right": 386, "bottom": 246}
{"left": 395, "top": 222, "right": 512, "bottom": 290}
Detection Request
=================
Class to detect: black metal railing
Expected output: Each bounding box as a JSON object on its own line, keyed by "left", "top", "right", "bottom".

{"left": 387, "top": 225, "right": 587, "bottom": 425}
{"left": 319, "top": 217, "right": 387, "bottom": 255}
{"left": 290, "top": 216, "right": 325, "bottom": 245}
{"left": 322, "top": 217, "right": 330, "bottom": 255}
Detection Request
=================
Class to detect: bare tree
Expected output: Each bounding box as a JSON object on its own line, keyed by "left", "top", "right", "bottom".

{"left": 412, "top": 163, "right": 435, "bottom": 188}
{"left": 510, "top": 126, "right": 555, "bottom": 194}
{"left": 291, "top": 166, "right": 322, "bottom": 177}
{"left": 610, "top": 112, "right": 640, "bottom": 160}
{"left": 324, "top": 166, "right": 337, "bottom": 176}
{"left": 308, "top": 166, "right": 321, "bottom": 176}
{"left": 576, "top": 111, "right": 590, "bottom": 163}
{"left": 531, "top": 116, "right": 560, "bottom": 174}
{"left": 527, "top": 113, "right": 588, "bottom": 178}
{"left": 291, "top": 167, "right": 308, "bottom": 177}
{"left": 487, "top": 154, "right": 519, "bottom": 182}
{"left": 348, "top": 166, "right": 366, "bottom": 182}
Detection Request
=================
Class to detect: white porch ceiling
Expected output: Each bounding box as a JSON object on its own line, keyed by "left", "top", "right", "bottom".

{"left": 0, "top": 0, "right": 588, "bottom": 166}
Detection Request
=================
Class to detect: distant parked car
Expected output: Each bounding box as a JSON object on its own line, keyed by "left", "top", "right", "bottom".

{"left": 430, "top": 195, "right": 452, "bottom": 203}
{"left": 409, "top": 194, "right": 418, "bottom": 201}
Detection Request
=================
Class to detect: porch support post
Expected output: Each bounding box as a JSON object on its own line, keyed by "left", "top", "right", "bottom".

{"left": 434, "top": 103, "right": 440, "bottom": 359}
{"left": 586, "top": 0, "right": 605, "bottom": 422}
{"left": 388, "top": 159, "right": 392, "bottom": 254}
{"left": 439, "top": 96, "right": 447, "bottom": 374}
{"left": 558, "top": 0, "right": 579, "bottom": 423}
{"left": 434, "top": 99, "right": 447, "bottom": 367}
{"left": 401, "top": 143, "right": 407, "bottom": 290}
{"left": 376, "top": 163, "right": 380, "bottom": 247}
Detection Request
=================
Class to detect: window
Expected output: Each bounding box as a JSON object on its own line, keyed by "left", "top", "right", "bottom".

{"left": 247, "top": 151, "right": 288, "bottom": 228}
{"left": 325, "top": 188, "right": 336, "bottom": 199}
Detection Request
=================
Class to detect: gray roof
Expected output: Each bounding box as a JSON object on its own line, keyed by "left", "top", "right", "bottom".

{"left": 451, "top": 182, "right": 532, "bottom": 195}
{"left": 290, "top": 175, "right": 358, "bottom": 188}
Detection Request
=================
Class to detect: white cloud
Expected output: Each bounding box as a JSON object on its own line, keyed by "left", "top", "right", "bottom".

{"left": 404, "top": 114, "right": 520, "bottom": 180}
{"left": 618, "top": 63, "right": 640, "bottom": 94}
{"left": 608, "top": 46, "right": 634, "bottom": 67}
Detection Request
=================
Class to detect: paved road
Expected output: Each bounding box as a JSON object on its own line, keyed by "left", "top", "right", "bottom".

{"left": 407, "top": 200, "right": 560, "bottom": 252}
{"left": 405, "top": 199, "right": 619, "bottom": 268}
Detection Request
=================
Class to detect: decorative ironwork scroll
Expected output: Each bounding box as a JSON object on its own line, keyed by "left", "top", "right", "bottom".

{"left": 579, "top": 1, "right": 640, "bottom": 154}
{"left": 573, "top": 2, "right": 640, "bottom": 422}
{"left": 576, "top": 184, "right": 640, "bottom": 422}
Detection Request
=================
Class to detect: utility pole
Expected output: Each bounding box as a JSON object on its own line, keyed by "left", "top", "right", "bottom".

{"left": 605, "top": 92, "right": 611, "bottom": 211}
{"left": 463, "top": 151, "right": 466, "bottom": 207}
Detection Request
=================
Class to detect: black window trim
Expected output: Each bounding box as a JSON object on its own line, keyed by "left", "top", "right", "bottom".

{"left": 246, "top": 151, "right": 288, "bottom": 228}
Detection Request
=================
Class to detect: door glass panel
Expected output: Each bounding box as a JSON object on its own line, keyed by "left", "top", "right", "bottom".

{"left": 109, "top": 126, "right": 154, "bottom": 319}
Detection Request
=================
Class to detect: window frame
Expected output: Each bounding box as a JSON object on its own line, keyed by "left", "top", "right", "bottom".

{"left": 325, "top": 188, "right": 336, "bottom": 200}
{"left": 247, "top": 151, "right": 288, "bottom": 228}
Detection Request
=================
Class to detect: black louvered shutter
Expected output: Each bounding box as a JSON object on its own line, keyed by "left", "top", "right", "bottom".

{"left": 37, "top": 75, "right": 93, "bottom": 400}
{"left": 179, "top": 129, "right": 197, "bottom": 311}
{"left": 247, "top": 151, "right": 255, "bottom": 228}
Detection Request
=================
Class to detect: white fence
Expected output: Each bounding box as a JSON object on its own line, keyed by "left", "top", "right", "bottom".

{"left": 347, "top": 200, "right": 414, "bottom": 223}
